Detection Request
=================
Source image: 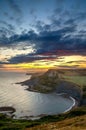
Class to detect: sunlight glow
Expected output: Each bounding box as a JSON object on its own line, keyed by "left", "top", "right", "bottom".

{"left": 0, "top": 55, "right": 86, "bottom": 72}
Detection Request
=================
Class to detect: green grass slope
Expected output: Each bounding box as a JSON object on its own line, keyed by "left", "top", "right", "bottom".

{"left": 0, "top": 106, "right": 86, "bottom": 130}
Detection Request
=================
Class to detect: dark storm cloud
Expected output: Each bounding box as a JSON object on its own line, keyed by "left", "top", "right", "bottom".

{"left": 64, "top": 19, "right": 75, "bottom": 25}
{"left": 8, "top": 53, "right": 57, "bottom": 64}
{"left": 0, "top": 18, "right": 86, "bottom": 55}
{"left": 0, "top": 27, "right": 15, "bottom": 44}
{"left": 0, "top": 23, "right": 77, "bottom": 48}
{"left": 0, "top": 61, "right": 8, "bottom": 65}
{"left": 3, "top": 50, "right": 86, "bottom": 65}
{"left": 0, "top": 20, "right": 15, "bottom": 40}
{"left": 9, "top": 30, "right": 37, "bottom": 45}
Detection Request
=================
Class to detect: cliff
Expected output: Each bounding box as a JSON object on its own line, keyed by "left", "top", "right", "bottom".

{"left": 20, "top": 69, "right": 82, "bottom": 102}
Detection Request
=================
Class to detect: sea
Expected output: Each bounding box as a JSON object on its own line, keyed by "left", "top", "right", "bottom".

{"left": 0, "top": 71, "right": 74, "bottom": 119}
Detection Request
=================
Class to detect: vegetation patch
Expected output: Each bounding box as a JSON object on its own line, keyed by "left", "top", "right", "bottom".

{"left": 63, "top": 76, "right": 86, "bottom": 87}
{"left": 0, "top": 106, "right": 86, "bottom": 130}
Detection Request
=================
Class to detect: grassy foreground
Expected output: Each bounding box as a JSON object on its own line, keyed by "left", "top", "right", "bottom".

{"left": 26, "top": 115, "right": 86, "bottom": 130}
{"left": 0, "top": 106, "right": 86, "bottom": 130}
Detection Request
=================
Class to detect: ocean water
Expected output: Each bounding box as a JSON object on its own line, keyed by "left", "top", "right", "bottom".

{"left": 0, "top": 71, "right": 74, "bottom": 118}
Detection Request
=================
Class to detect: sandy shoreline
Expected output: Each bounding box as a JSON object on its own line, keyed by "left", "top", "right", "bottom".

{"left": 63, "top": 95, "right": 77, "bottom": 113}
{"left": 54, "top": 92, "right": 78, "bottom": 113}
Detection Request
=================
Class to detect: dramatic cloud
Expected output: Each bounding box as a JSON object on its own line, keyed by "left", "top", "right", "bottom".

{"left": 0, "top": 21, "right": 86, "bottom": 53}
{"left": 0, "top": 0, "right": 86, "bottom": 70}
{"left": 8, "top": 53, "right": 57, "bottom": 64}
{"left": 0, "top": 21, "right": 15, "bottom": 38}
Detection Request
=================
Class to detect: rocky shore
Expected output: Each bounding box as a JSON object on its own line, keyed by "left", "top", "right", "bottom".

{"left": 0, "top": 106, "right": 16, "bottom": 117}
{"left": 0, "top": 106, "right": 15, "bottom": 112}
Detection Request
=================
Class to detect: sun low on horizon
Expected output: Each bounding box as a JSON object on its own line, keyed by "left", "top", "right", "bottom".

{"left": 0, "top": 0, "right": 86, "bottom": 72}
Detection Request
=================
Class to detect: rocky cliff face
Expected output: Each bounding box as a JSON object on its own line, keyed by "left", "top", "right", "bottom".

{"left": 44, "top": 69, "right": 59, "bottom": 78}
{"left": 55, "top": 81, "right": 82, "bottom": 101}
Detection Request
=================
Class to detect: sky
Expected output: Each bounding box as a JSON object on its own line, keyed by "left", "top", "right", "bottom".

{"left": 0, "top": 0, "right": 86, "bottom": 72}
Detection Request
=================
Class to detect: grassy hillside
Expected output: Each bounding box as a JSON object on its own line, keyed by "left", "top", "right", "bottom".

{"left": 63, "top": 76, "right": 86, "bottom": 87}
{"left": 21, "top": 69, "right": 83, "bottom": 102}
{"left": 0, "top": 106, "right": 86, "bottom": 130}
{"left": 22, "top": 69, "right": 60, "bottom": 93}
{"left": 22, "top": 69, "right": 85, "bottom": 94}
{"left": 62, "top": 73, "right": 86, "bottom": 105}
{"left": 26, "top": 115, "right": 86, "bottom": 130}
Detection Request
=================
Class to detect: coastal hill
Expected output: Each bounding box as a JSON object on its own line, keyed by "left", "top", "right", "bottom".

{"left": 21, "top": 69, "right": 83, "bottom": 102}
